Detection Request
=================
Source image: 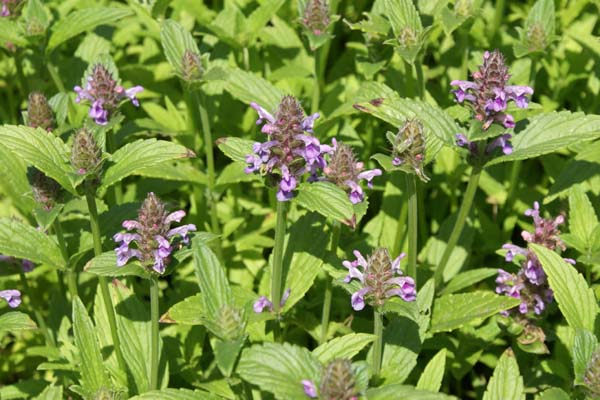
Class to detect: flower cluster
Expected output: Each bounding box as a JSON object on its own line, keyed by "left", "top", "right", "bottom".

{"left": 75, "top": 64, "right": 143, "bottom": 125}
{"left": 70, "top": 127, "right": 103, "bottom": 177}
{"left": 1, "top": 0, "right": 21, "bottom": 17}
{"left": 302, "top": 0, "right": 330, "bottom": 36}
{"left": 27, "top": 92, "right": 55, "bottom": 132}
{"left": 0, "top": 289, "right": 21, "bottom": 308}
{"left": 322, "top": 139, "right": 381, "bottom": 204}
{"left": 28, "top": 168, "right": 61, "bottom": 210}
{"left": 245, "top": 96, "right": 326, "bottom": 201}
{"left": 181, "top": 49, "right": 203, "bottom": 82}
{"left": 585, "top": 350, "right": 600, "bottom": 398}
{"left": 113, "top": 192, "right": 196, "bottom": 274}
{"left": 302, "top": 359, "right": 359, "bottom": 400}
{"left": 496, "top": 202, "right": 573, "bottom": 315}
{"left": 451, "top": 50, "right": 533, "bottom": 130}
{"left": 0, "top": 255, "right": 34, "bottom": 272}
{"left": 343, "top": 247, "right": 416, "bottom": 311}
{"left": 389, "top": 119, "right": 429, "bottom": 182}
{"left": 253, "top": 288, "right": 290, "bottom": 313}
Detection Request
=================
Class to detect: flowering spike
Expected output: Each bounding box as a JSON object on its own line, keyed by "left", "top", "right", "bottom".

{"left": 113, "top": 192, "right": 196, "bottom": 275}
{"left": 216, "top": 304, "right": 246, "bottom": 341}
{"left": 0, "top": 289, "right": 21, "bottom": 308}
{"left": 181, "top": 49, "right": 203, "bottom": 82}
{"left": 585, "top": 350, "right": 600, "bottom": 397}
{"left": 70, "top": 128, "right": 103, "bottom": 177}
{"left": 302, "top": 0, "right": 330, "bottom": 36}
{"left": 390, "top": 119, "right": 429, "bottom": 182}
{"left": 319, "top": 359, "right": 359, "bottom": 400}
{"left": 1, "top": 0, "right": 22, "bottom": 17}
{"left": 27, "top": 92, "right": 55, "bottom": 131}
{"left": 27, "top": 168, "right": 61, "bottom": 210}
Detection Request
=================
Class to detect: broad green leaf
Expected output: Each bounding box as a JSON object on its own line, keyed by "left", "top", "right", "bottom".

{"left": 129, "top": 388, "right": 222, "bottom": 400}
{"left": 224, "top": 67, "right": 284, "bottom": 111}
{"left": 213, "top": 336, "right": 246, "bottom": 377}
{"left": 25, "top": 0, "right": 50, "bottom": 36}
{"left": 48, "top": 7, "right": 134, "bottom": 51}
{"left": 193, "top": 242, "right": 231, "bottom": 321}
{"left": 0, "top": 380, "right": 47, "bottom": 400}
{"left": 72, "top": 296, "right": 111, "bottom": 395}
{"left": 160, "top": 294, "right": 204, "bottom": 325}
{"left": 569, "top": 187, "right": 598, "bottom": 250}
{"left": 0, "top": 218, "right": 64, "bottom": 269}
{"left": 84, "top": 251, "right": 148, "bottom": 278}
{"left": 35, "top": 385, "right": 63, "bottom": 400}
{"left": 573, "top": 329, "right": 597, "bottom": 385}
{"left": 536, "top": 388, "right": 571, "bottom": 400}
{"left": 383, "top": 0, "right": 425, "bottom": 63}
{"left": 487, "top": 112, "right": 600, "bottom": 166}
{"left": 0, "top": 19, "right": 28, "bottom": 47}
{"left": 440, "top": 268, "right": 499, "bottom": 295}
{"left": 244, "top": 0, "right": 286, "bottom": 44}
{"left": 379, "top": 316, "right": 422, "bottom": 385}
{"left": 0, "top": 311, "right": 37, "bottom": 333}
{"left": 0, "top": 144, "right": 35, "bottom": 214}
{"left": 0, "top": 125, "right": 77, "bottom": 194}
{"left": 367, "top": 384, "right": 457, "bottom": 400}
{"left": 135, "top": 162, "right": 207, "bottom": 185}
{"left": 294, "top": 182, "right": 354, "bottom": 223}
{"left": 216, "top": 137, "right": 255, "bottom": 163}
{"left": 100, "top": 139, "right": 194, "bottom": 191}
{"left": 312, "top": 333, "right": 376, "bottom": 364}
{"left": 430, "top": 292, "right": 520, "bottom": 333}
{"left": 160, "top": 19, "right": 201, "bottom": 80}
{"left": 531, "top": 244, "right": 598, "bottom": 331}
{"left": 416, "top": 349, "right": 447, "bottom": 392}
{"left": 237, "top": 342, "right": 321, "bottom": 400}
{"left": 482, "top": 349, "right": 525, "bottom": 400}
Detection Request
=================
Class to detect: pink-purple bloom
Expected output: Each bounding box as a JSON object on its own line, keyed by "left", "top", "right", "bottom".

{"left": 74, "top": 64, "right": 143, "bottom": 125}
{"left": 253, "top": 288, "right": 291, "bottom": 313}
{"left": 0, "top": 289, "right": 21, "bottom": 308}
{"left": 302, "top": 380, "right": 318, "bottom": 398}
{"left": 113, "top": 192, "right": 196, "bottom": 274}
{"left": 0, "top": 255, "right": 34, "bottom": 273}
{"left": 342, "top": 248, "right": 416, "bottom": 311}
{"left": 245, "top": 96, "right": 329, "bottom": 201}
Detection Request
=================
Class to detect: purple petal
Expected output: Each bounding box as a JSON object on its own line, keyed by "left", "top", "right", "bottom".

{"left": 301, "top": 380, "right": 318, "bottom": 398}
{"left": 250, "top": 102, "right": 275, "bottom": 124}
{"left": 301, "top": 113, "right": 320, "bottom": 132}
{"left": 0, "top": 290, "right": 21, "bottom": 308}
{"left": 351, "top": 287, "right": 370, "bottom": 311}
{"left": 253, "top": 296, "right": 273, "bottom": 313}
{"left": 125, "top": 85, "right": 144, "bottom": 106}
{"left": 165, "top": 210, "right": 186, "bottom": 224}
{"left": 391, "top": 253, "right": 406, "bottom": 272}
{"left": 357, "top": 169, "right": 382, "bottom": 188}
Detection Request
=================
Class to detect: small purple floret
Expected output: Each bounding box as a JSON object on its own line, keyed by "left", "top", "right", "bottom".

{"left": 0, "top": 289, "right": 21, "bottom": 308}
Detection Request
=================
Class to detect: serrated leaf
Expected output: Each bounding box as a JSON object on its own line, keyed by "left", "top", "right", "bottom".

{"left": 430, "top": 292, "right": 520, "bottom": 333}
{"left": 366, "top": 384, "right": 457, "bottom": 400}
{"left": 573, "top": 329, "right": 597, "bottom": 385}
{"left": 214, "top": 336, "right": 246, "bottom": 377}
{"left": 312, "top": 333, "right": 376, "bottom": 364}
{"left": 416, "top": 349, "right": 447, "bottom": 392}
{"left": 482, "top": 349, "right": 525, "bottom": 400}
{"left": 0, "top": 125, "right": 77, "bottom": 194}
{"left": 244, "top": 0, "right": 285, "bottom": 44}
{"left": 294, "top": 182, "right": 354, "bottom": 223}
{"left": 531, "top": 243, "right": 598, "bottom": 331}
{"left": 193, "top": 242, "right": 231, "bottom": 321}
{"left": 536, "top": 388, "right": 570, "bottom": 400}
{"left": 0, "top": 218, "right": 64, "bottom": 269}
{"left": 48, "top": 7, "right": 134, "bottom": 51}
{"left": 0, "top": 144, "right": 35, "bottom": 214}
{"left": 0, "top": 311, "right": 37, "bottom": 333}
{"left": 160, "top": 294, "right": 204, "bottom": 325}
{"left": 237, "top": 342, "right": 321, "bottom": 400}
{"left": 72, "top": 296, "right": 111, "bottom": 395}
{"left": 487, "top": 112, "right": 600, "bottom": 166}
{"left": 225, "top": 68, "right": 284, "bottom": 111}
{"left": 379, "top": 316, "right": 422, "bottom": 385}
{"left": 34, "top": 385, "right": 63, "bottom": 400}
{"left": 84, "top": 251, "right": 148, "bottom": 278}
{"left": 129, "top": 388, "right": 222, "bottom": 400}
{"left": 0, "top": 19, "right": 27, "bottom": 47}
{"left": 440, "top": 268, "right": 499, "bottom": 295}
{"left": 100, "top": 139, "right": 194, "bottom": 191}
{"left": 216, "top": 137, "right": 255, "bottom": 163}
{"left": 569, "top": 187, "right": 598, "bottom": 250}
{"left": 160, "top": 19, "right": 201, "bottom": 80}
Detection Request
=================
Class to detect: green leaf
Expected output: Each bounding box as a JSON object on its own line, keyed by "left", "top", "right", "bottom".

{"left": 193, "top": 242, "right": 231, "bottom": 321}
{"left": 0, "top": 125, "right": 77, "bottom": 194}
{"left": 100, "top": 139, "right": 194, "bottom": 191}
{"left": 536, "top": 388, "right": 571, "bottom": 400}
{"left": 0, "top": 311, "right": 37, "bottom": 333}
{"left": 244, "top": 0, "right": 285, "bottom": 44}
{"left": 569, "top": 186, "right": 599, "bottom": 250}
{"left": 0, "top": 218, "right": 64, "bottom": 269}
{"left": 237, "top": 342, "right": 321, "bottom": 400}
{"left": 48, "top": 7, "right": 134, "bottom": 51}
{"left": 383, "top": 0, "right": 425, "bottom": 63}
{"left": 294, "top": 182, "right": 354, "bottom": 223}
{"left": 216, "top": 137, "right": 255, "bottom": 163}
{"left": 573, "top": 329, "right": 597, "bottom": 385}
{"left": 0, "top": 379, "right": 47, "bottom": 400}
{"left": 0, "top": 144, "right": 35, "bottom": 214}
{"left": 160, "top": 19, "right": 201, "bottom": 80}
{"left": 312, "top": 333, "right": 376, "bottom": 364}
{"left": 367, "top": 384, "right": 457, "bottom": 400}
{"left": 416, "top": 349, "right": 447, "bottom": 392}
{"left": 379, "top": 316, "right": 422, "bottom": 385}
{"left": 224, "top": 67, "right": 284, "bottom": 111}
{"left": 214, "top": 336, "right": 246, "bottom": 377}
{"left": 513, "top": 0, "right": 555, "bottom": 57}
{"left": 160, "top": 294, "right": 204, "bottom": 325}
{"left": 0, "top": 19, "right": 27, "bottom": 48}
{"left": 440, "top": 268, "right": 499, "bottom": 295}
{"left": 84, "top": 251, "right": 148, "bottom": 278}
{"left": 531, "top": 243, "right": 599, "bottom": 331}
{"left": 72, "top": 296, "right": 111, "bottom": 396}
{"left": 129, "top": 388, "right": 222, "bottom": 400}
{"left": 482, "top": 349, "right": 525, "bottom": 400}
{"left": 486, "top": 112, "right": 600, "bottom": 166}
{"left": 430, "top": 292, "right": 520, "bottom": 333}
{"left": 35, "top": 385, "right": 63, "bottom": 400}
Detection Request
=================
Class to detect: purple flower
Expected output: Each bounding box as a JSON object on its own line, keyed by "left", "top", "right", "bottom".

{"left": 113, "top": 193, "right": 195, "bottom": 275}
{"left": 343, "top": 248, "right": 416, "bottom": 311}
{"left": 252, "top": 288, "right": 291, "bottom": 313}
{"left": 245, "top": 96, "right": 328, "bottom": 201}
{"left": 486, "top": 134, "right": 513, "bottom": 155}
{"left": 302, "top": 379, "right": 318, "bottom": 398}
{"left": 74, "top": 64, "right": 143, "bottom": 125}
{"left": 0, "top": 289, "right": 21, "bottom": 308}
{"left": 388, "top": 119, "right": 429, "bottom": 182}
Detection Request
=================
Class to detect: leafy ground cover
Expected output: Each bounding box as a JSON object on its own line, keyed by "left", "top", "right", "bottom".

{"left": 1, "top": 0, "right": 600, "bottom": 399}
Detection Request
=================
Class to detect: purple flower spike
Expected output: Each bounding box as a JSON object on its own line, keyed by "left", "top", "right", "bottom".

{"left": 253, "top": 296, "right": 273, "bottom": 313}
{"left": 0, "top": 289, "right": 21, "bottom": 308}
{"left": 113, "top": 193, "right": 195, "bottom": 275}
{"left": 302, "top": 380, "right": 318, "bottom": 398}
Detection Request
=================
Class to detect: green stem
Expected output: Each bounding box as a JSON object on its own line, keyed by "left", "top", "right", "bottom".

{"left": 85, "top": 189, "right": 126, "bottom": 371}
{"left": 46, "top": 62, "right": 65, "bottom": 93}
{"left": 271, "top": 201, "right": 287, "bottom": 315}
{"left": 501, "top": 160, "right": 522, "bottom": 225}
{"left": 492, "top": 0, "right": 506, "bottom": 38}
{"left": 311, "top": 47, "right": 321, "bottom": 115}
{"left": 405, "top": 174, "right": 418, "bottom": 285}
{"left": 14, "top": 51, "right": 28, "bottom": 95}
{"left": 19, "top": 271, "right": 56, "bottom": 347}
{"left": 53, "top": 219, "right": 77, "bottom": 299}
{"left": 243, "top": 47, "right": 250, "bottom": 71}
{"left": 105, "top": 133, "right": 123, "bottom": 205}
{"left": 372, "top": 309, "right": 383, "bottom": 378}
{"left": 150, "top": 277, "right": 160, "bottom": 390}
{"left": 393, "top": 188, "right": 409, "bottom": 259}
{"left": 433, "top": 166, "right": 483, "bottom": 289}
{"left": 414, "top": 59, "right": 425, "bottom": 100}
{"left": 320, "top": 221, "right": 341, "bottom": 344}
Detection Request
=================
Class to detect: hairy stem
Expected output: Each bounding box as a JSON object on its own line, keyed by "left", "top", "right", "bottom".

{"left": 415, "top": 59, "right": 425, "bottom": 100}
{"left": 434, "top": 166, "right": 482, "bottom": 289}
{"left": 405, "top": 174, "right": 418, "bottom": 285}
{"left": 150, "top": 276, "right": 160, "bottom": 390}
{"left": 372, "top": 309, "right": 383, "bottom": 378}
{"left": 271, "top": 201, "right": 287, "bottom": 315}
{"left": 320, "top": 221, "right": 341, "bottom": 344}
{"left": 53, "top": 219, "right": 77, "bottom": 299}
{"left": 311, "top": 46, "right": 322, "bottom": 115}
{"left": 46, "top": 62, "right": 65, "bottom": 93}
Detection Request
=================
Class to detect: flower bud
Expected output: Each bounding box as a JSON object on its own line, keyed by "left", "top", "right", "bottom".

{"left": 1, "top": 0, "right": 23, "bottom": 17}
{"left": 70, "top": 128, "right": 102, "bottom": 176}
{"left": 585, "top": 350, "right": 600, "bottom": 397}
{"left": 181, "top": 49, "right": 203, "bottom": 82}
{"left": 303, "top": 0, "right": 330, "bottom": 36}
{"left": 217, "top": 304, "right": 246, "bottom": 341}
{"left": 27, "top": 168, "right": 61, "bottom": 210}
{"left": 320, "top": 359, "right": 359, "bottom": 400}
{"left": 527, "top": 23, "right": 547, "bottom": 53}
{"left": 390, "top": 119, "right": 429, "bottom": 182}
{"left": 398, "top": 27, "right": 418, "bottom": 49}
{"left": 27, "top": 92, "right": 55, "bottom": 132}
